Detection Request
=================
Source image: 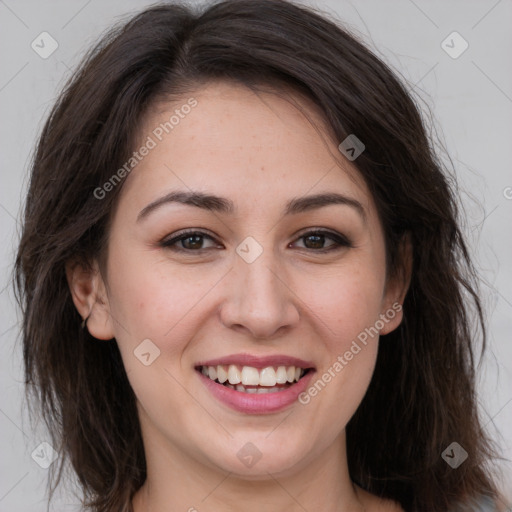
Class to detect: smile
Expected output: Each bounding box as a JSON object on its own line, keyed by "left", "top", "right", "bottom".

{"left": 195, "top": 355, "right": 315, "bottom": 414}
{"left": 198, "top": 364, "right": 309, "bottom": 393}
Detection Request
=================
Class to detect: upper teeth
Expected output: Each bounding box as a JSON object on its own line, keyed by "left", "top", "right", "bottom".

{"left": 201, "top": 365, "right": 304, "bottom": 386}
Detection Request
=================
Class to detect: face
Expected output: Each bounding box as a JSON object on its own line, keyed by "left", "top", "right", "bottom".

{"left": 71, "top": 81, "right": 406, "bottom": 478}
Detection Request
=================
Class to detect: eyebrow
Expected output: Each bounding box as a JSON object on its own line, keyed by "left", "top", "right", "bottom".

{"left": 137, "top": 190, "right": 366, "bottom": 222}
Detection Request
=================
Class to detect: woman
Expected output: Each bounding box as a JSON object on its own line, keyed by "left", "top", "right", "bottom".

{"left": 14, "top": 1, "right": 506, "bottom": 511}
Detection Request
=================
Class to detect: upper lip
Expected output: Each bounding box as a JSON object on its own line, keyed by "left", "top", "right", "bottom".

{"left": 196, "top": 353, "right": 315, "bottom": 369}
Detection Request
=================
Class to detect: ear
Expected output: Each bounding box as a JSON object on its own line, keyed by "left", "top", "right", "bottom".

{"left": 380, "top": 234, "right": 412, "bottom": 335}
{"left": 65, "top": 258, "right": 115, "bottom": 340}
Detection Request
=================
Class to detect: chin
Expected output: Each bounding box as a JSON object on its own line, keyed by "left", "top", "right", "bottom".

{"left": 205, "top": 432, "right": 315, "bottom": 478}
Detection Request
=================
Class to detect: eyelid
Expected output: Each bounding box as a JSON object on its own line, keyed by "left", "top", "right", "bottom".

{"left": 290, "top": 228, "right": 352, "bottom": 250}
{"left": 293, "top": 226, "right": 349, "bottom": 241}
{"left": 160, "top": 227, "right": 352, "bottom": 252}
{"left": 160, "top": 228, "right": 220, "bottom": 249}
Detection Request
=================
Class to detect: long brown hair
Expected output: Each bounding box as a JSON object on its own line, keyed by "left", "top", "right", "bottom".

{"left": 14, "top": 1, "right": 502, "bottom": 510}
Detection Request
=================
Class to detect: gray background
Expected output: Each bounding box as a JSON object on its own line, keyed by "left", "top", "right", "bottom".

{"left": 1, "top": 0, "right": 511, "bottom": 510}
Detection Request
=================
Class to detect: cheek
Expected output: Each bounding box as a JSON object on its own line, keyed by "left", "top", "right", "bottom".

{"left": 297, "top": 263, "right": 385, "bottom": 348}
{"left": 106, "top": 248, "right": 227, "bottom": 371}
{"left": 294, "top": 261, "right": 384, "bottom": 412}
{"left": 107, "top": 246, "right": 198, "bottom": 330}
{"left": 106, "top": 252, "right": 204, "bottom": 429}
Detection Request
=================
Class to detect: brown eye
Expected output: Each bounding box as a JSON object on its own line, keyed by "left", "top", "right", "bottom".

{"left": 160, "top": 228, "right": 351, "bottom": 254}
{"left": 292, "top": 230, "right": 352, "bottom": 252}
{"left": 161, "top": 230, "right": 220, "bottom": 252}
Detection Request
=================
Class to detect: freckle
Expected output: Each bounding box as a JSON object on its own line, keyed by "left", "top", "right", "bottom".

{"left": 261, "top": 166, "right": 265, "bottom": 171}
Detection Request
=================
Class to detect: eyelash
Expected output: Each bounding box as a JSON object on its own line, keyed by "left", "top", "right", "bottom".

{"left": 160, "top": 228, "right": 352, "bottom": 254}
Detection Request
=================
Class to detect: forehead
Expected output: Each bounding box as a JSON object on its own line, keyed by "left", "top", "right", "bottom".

{"left": 118, "top": 81, "right": 371, "bottom": 215}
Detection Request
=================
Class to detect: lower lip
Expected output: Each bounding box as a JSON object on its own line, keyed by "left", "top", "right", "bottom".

{"left": 198, "top": 370, "right": 315, "bottom": 414}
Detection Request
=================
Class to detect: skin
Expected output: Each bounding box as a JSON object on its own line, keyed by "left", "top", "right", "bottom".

{"left": 67, "top": 81, "right": 409, "bottom": 512}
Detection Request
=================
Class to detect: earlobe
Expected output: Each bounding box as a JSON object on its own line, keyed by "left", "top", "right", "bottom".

{"left": 380, "top": 234, "right": 412, "bottom": 335}
{"left": 379, "top": 301, "right": 405, "bottom": 336}
{"left": 65, "top": 259, "right": 115, "bottom": 340}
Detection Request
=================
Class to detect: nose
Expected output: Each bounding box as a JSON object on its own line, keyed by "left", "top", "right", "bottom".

{"left": 219, "top": 248, "right": 300, "bottom": 339}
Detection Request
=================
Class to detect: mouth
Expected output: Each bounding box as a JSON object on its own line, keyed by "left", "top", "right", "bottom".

{"left": 196, "top": 364, "right": 313, "bottom": 394}
{"left": 195, "top": 355, "right": 316, "bottom": 414}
